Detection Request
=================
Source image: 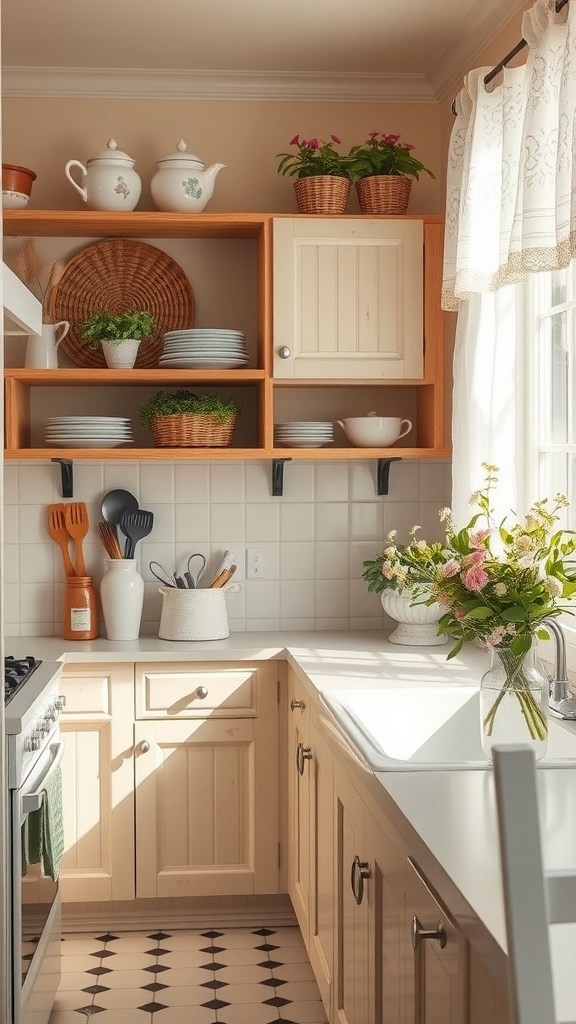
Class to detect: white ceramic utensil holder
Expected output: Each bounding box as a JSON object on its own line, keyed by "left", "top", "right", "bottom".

{"left": 158, "top": 582, "right": 241, "bottom": 641}
{"left": 100, "top": 558, "right": 144, "bottom": 640}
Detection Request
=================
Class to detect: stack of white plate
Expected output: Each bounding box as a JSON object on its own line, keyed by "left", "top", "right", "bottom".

{"left": 45, "top": 416, "right": 134, "bottom": 448}
{"left": 274, "top": 421, "right": 334, "bottom": 448}
{"left": 160, "top": 329, "right": 250, "bottom": 369}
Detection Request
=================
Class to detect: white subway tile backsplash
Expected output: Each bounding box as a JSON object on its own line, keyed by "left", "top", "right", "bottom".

{"left": 6, "top": 458, "right": 451, "bottom": 636}
{"left": 280, "top": 542, "right": 315, "bottom": 580}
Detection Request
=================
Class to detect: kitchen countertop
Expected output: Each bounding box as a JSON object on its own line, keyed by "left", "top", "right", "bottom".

{"left": 8, "top": 630, "right": 576, "bottom": 996}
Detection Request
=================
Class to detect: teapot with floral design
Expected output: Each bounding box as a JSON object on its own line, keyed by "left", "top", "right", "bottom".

{"left": 65, "top": 139, "right": 141, "bottom": 212}
{"left": 150, "top": 139, "right": 225, "bottom": 213}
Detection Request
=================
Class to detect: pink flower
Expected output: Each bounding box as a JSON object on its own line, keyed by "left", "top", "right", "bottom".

{"left": 290, "top": 135, "right": 300, "bottom": 146}
{"left": 403, "top": 143, "right": 415, "bottom": 150}
{"left": 454, "top": 606, "right": 466, "bottom": 621}
{"left": 382, "top": 561, "right": 394, "bottom": 579}
{"left": 331, "top": 134, "right": 341, "bottom": 144}
{"left": 461, "top": 566, "right": 489, "bottom": 591}
{"left": 469, "top": 528, "right": 493, "bottom": 548}
{"left": 308, "top": 138, "right": 321, "bottom": 150}
{"left": 441, "top": 559, "right": 459, "bottom": 578}
{"left": 369, "top": 131, "right": 379, "bottom": 138}
{"left": 463, "top": 550, "right": 486, "bottom": 568}
{"left": 383, "top": 133, "right": 401, "bottom": 142}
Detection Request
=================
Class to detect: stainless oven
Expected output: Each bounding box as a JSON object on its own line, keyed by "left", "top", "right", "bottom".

{"left": 5, "top": 658, "right": 65, "bottom": 1024}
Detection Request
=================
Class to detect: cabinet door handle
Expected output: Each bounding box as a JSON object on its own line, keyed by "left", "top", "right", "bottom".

{"left": 278, "top": 346, "right": 291, "bottom": 359}
{"left": 411, "top": 915, "right": 447, "bottom": 950}
{"left": 296, "top": 742, "right": 312, "bottom": 775}
{"left": 138, "top": 740, "right": 151, "bottom": 754}
{"left": 350, "top": 854, "right": 370, "bottom": 905}
{"left": 194, "top": 686, "right": 208, "bottom": 699}
{"left": 290, "top": 698, "right": 306, "bottom": 711}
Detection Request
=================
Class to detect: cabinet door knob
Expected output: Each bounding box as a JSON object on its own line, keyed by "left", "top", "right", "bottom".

{"left": 350, "top": 854, "right": 370, "bottom": 905}
{"left": 195, "top": 686, "right": 209, "bottom": 699}
{"left": 278, "top": 346, "right": 291, "bottom": 359}
{"left": 296, "top": 742, "right": 312, "bottom": 775}
{"left": 411, "top": 915, "right": 447, "bottom": 950}
{"left": 290, "top": 698, "right": 306, "bottom": 711}
{"left": 138, "top": 740, "right": 151, "bottom": 754}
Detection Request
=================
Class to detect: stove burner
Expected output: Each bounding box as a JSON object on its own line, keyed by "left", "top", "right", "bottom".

{"left": 4, "top": 656, "right": 41, "bottom": 705}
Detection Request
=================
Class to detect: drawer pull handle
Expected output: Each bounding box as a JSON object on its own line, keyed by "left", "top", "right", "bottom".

{"left": 195, "top": 686, "right": 209, "bottom": 700}
{"left": 351, "top": 855, "right": 370, "bottom": 905}
{"left": 278, "top": 346, "right": 291, "bottom": 359}
{"left": 139, "top": 740, "right": 151, "bottom": 754}
{"left": 411, "top": 915, "right": 447, "bottom": 950}
{"left": 290, "top": 698, "right": 306, "bottom": 711}
{"left": 296, "top": 742, "right": 312, "bottom": 775}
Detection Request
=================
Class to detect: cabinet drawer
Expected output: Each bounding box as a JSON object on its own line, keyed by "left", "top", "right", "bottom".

{"left": 135, "top": 662, "right": 258, "bottom": 718}
{"left": 60, "top": 664, "right": 120, "bottom": 715}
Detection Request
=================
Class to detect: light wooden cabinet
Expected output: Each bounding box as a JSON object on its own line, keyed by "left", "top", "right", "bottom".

{"left": 364, "top": 804, "right": 407, "bottom": 1024}
{"left": 3, "top": 210, "right": 449, "bottom": 461}
{"left": 59, "top": 659, "right": 279, "bottom": 903}
{"left": 59, "top": 662, "right": 135, "bottom": 903}
{"left": 287, "top": 671, "right": 312, "bottom": 933}
{"left": 273, "top": 217, "right": 423, "bottom": 380}
{"left": 405, "top": 858, "right": 469, "bottom": 1024}
{"left": 134, "top": 661, "right": 279, "bottom": 898}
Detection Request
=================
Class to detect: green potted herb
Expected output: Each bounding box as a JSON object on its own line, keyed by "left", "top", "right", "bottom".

{"left": 346, "top": 132, "right": 435, "bottom": 214}
{"left": 139, "top": 390, "right": 241, "bottom": 448}
{"left": 78, "top": 308, "right": 156, "bottom": 369}
{"left": 275, "top": 134, "right": 351, "bottom": 214}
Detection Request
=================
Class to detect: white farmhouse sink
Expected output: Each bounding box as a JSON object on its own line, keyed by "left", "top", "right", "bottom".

{"left": 319, "top": 686, "right": 576, "bottom": 771}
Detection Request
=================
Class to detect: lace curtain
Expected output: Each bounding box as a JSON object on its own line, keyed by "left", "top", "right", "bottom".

{"left": 443, "top": 0, "right": 576, "bottom": 312}
{"left": 446, "top": 0, "right": 575, "bottom": 521}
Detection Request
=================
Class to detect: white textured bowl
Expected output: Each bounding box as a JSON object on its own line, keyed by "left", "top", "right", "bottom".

{"left": 337, "top": 415, "right": 412, "bottom": 447}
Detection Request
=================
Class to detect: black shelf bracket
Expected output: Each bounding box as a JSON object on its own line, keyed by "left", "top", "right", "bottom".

{"left": 376, "top": 457, "right": 402, "bottom": 496}
{"left": 51, "top": 458, "right": 74, "bottom": 498}
{"left": 272, "top": 458, "right": 292, "bottom": 496}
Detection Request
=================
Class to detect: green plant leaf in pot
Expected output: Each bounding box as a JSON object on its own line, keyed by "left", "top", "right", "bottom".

{"left": 78, "top": 308, "right": 156, "bottom": 350}
{"left": 139, "top": 390, "right": 241, "bottom": 428}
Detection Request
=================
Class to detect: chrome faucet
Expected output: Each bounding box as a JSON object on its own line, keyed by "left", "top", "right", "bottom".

{"left": 542, "top": 617, "right": 576, "bottom": 720}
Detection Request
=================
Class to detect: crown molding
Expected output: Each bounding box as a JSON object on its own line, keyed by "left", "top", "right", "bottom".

{"left": 427, "top": 0, "right": 529, "bottom": 100}
{"left": 2, "top": 66, "right": 437, "bottom": 103}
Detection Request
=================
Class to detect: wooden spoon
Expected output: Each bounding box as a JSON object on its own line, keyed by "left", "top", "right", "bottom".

{"left": 64, "top": 502, "right": 89, "bottom": 577}
{"left": 47, "top": 503, "right": 77, "bottom": 577}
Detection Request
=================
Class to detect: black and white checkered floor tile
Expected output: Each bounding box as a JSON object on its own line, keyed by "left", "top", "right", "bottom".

{"left": 48, "top": 926, "right": 328, "bottom": 1024}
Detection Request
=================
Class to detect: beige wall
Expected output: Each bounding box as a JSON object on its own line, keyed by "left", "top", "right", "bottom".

{"left": 2, "top": 97, "right": 442, "bottom": 215}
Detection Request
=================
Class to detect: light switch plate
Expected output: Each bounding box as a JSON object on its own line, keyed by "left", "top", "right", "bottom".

{"left": 246, "top": 548, "right": 264, "bottom": 579}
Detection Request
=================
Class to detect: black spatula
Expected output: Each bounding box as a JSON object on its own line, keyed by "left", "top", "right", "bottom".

{"left": 120, "top": 508, "right": 154, "bottom": 559}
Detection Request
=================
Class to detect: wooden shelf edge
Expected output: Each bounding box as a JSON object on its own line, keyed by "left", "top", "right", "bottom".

{"left": 4, "top": 368, "right": 267, "bottom": 384}
{"left": 4, "top": 447, "right": 452, "bottom": 460}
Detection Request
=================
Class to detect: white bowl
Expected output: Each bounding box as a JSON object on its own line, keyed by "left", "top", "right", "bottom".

{"left": 2, "top": 190, "right": 29, "bottom": 209}
{"left": 337, "top": 415, "right": 413, "bottom": 447}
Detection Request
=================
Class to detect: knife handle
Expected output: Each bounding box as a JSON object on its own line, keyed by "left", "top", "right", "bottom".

{"left": 210, "top": 565, "right": 237, "bottom": 589}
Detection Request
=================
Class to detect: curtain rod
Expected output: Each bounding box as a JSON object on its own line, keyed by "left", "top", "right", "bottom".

{"left": 451, "top": 0, "right": 569, "bottom": 114}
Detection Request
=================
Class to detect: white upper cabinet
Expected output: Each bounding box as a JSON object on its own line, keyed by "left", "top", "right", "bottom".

{"left": 273, "top": 218, "right": 424, "bottom": 380}
{"left": 3, "top": 262, "right": 41, "bottom": 336}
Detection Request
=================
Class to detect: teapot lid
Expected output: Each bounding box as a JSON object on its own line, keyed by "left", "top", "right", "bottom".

{"left": 87, "top": 139, "right": 135, "bottom": 164}
{"left": 156, "top": 139, "right": 204, "bottom": 168}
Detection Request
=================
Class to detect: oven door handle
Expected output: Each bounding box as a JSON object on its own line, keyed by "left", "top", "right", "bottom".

{"left": 22, "top": 742, "right": 65, "bottom": 813}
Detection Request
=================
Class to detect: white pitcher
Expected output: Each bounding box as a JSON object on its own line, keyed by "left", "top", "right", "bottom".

{"left": 25, "top": 321, "right": 70, "bottom": 369}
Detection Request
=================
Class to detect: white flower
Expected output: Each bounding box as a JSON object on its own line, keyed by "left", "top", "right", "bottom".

{"left": 545, "top": 576, "right": 563, "bottom": 597}
{"left": 384, "top": 547, "right": 396, "bottom": 558}
{"left": 438, "top": 507, "right": 452, "bottom": 522}
{"left": 415, "top": 539, "right": 427, "bottom": 550}
{"left": 494, "top": 582, "right": 507, "bottom": 596}
{"left": 513, "top": 535, "right": 534, "bottom": 554}
{"left": 386, "top": 530, "right": 397, "bottom": 541}
{"left": 517, "top": 555, "right": 535, "bottom": 570}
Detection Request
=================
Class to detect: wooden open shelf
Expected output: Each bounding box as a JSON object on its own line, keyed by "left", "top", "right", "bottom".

{"left": 3, "top": 211, "right": 448, "bottom": 462}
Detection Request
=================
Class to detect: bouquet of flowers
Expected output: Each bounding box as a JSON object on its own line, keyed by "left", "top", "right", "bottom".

{"left": 276, "top": 135, "right": 350, "bottom": 179}
{"left": 362, "top": 526, "right": 449, "bottom": 595}
{"left": 346, "top": 132, "right": 435, "bottom": 181}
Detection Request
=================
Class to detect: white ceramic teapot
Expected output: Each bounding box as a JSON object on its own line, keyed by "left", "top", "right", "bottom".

{"left": 150, "top": 139, "right": 225, "bottom": 213}
{"left": 65, "top": 139, "right": 141, "bottom": 212}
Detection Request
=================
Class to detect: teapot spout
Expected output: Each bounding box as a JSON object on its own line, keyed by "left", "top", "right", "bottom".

{"left": 203, "top": 162, "right": 226, "bottom": 196}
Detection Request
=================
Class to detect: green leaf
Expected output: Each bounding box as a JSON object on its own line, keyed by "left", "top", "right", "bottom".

{"left": 463, "top": 606, "right": 494, "bottom": 620}
{"left": 500, "top": 606, "right": 528, "bottom": 622}
{"left": 511, "top": 633, "right": 532, "bottom": 656}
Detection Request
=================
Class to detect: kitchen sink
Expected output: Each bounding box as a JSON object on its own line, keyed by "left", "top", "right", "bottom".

{"left": 319, "top": 685, "right": 576, "bottom": 771}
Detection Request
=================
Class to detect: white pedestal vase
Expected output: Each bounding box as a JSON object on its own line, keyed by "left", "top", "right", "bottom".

{"left": 381, "top": 589, "right": 446, "bottom": 646}
{"left": 100, "top": 558, "right": 144, "bottom": 640}
{"left": 101, "top": 338, "right": 141, "bottom": 369}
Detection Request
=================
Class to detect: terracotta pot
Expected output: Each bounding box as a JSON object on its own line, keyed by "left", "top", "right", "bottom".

{"left": 356, "top": 175, "right": 412, "bottom": 215}
{"left": 2, "top": 163, "right": 37, "bottom": 209}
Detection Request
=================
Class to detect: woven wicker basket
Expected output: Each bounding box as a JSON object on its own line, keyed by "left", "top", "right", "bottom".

{"left": 151, "top": 413, "right": 237, "bottom": 447}
{"left": 356, "top": 175, "right": 412, "bottom": 215}
{"left": 294, "top": 176, "right": 350, "bottom": 215}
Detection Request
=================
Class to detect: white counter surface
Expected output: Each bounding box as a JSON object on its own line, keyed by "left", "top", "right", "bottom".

{"left": 8, "top": 630, "right": 576, "bottom": 995}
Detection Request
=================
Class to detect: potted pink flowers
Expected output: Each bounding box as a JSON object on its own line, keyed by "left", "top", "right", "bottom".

{"left": 346, "top": 132, "right": 435, "bottom": 214}
{"left": 276, "top": 134, "right": 351, "bottom": 214}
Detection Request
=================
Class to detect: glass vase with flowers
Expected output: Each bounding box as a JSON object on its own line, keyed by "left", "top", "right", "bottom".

{"left": 409, "top": 465, "right": 576, "bottom": 759}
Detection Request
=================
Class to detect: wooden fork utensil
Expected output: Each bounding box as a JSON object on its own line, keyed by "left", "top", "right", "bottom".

{"left": 64, "top": 502, "right": 89, "bottom": 577}
{"left": 47, "top": 504, "right": 77, "bottom": 577}
{"left": 98, "top": 521, "right": 123, "bottom": 560}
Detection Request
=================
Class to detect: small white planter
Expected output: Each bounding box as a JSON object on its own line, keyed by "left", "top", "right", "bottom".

{"left": 381, "top": 589, "right": 447, "bottom": 646}
{"left": 101, "top": 338, "right": 141, "bottom": 369}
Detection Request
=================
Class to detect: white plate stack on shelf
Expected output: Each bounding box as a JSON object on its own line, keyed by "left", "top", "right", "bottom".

{"left": 45, "top": 416, "right": 134, "bottom": 448}
{"left": 159, "top": 329, "right": 250, "bottom": 369}
{"left": 274, "top": 421, "right": 334, "bottom": 448}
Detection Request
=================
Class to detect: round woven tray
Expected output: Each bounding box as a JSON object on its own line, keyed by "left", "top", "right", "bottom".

{"left": 356, "top": 175, "right": 412, "bottom": 215}
{"left": 52, "top": 239, "right": 195, "bottom": 368}
{"left": 294, "top": 176, "right": 350, "bottom": 215}
{"left": 151, "top": 413, "right": 237, "bottom": 447}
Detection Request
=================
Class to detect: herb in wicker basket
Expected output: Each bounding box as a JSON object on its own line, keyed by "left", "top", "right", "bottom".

{"left": 139, "top": 390, "right": 241, "bottom": 448}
